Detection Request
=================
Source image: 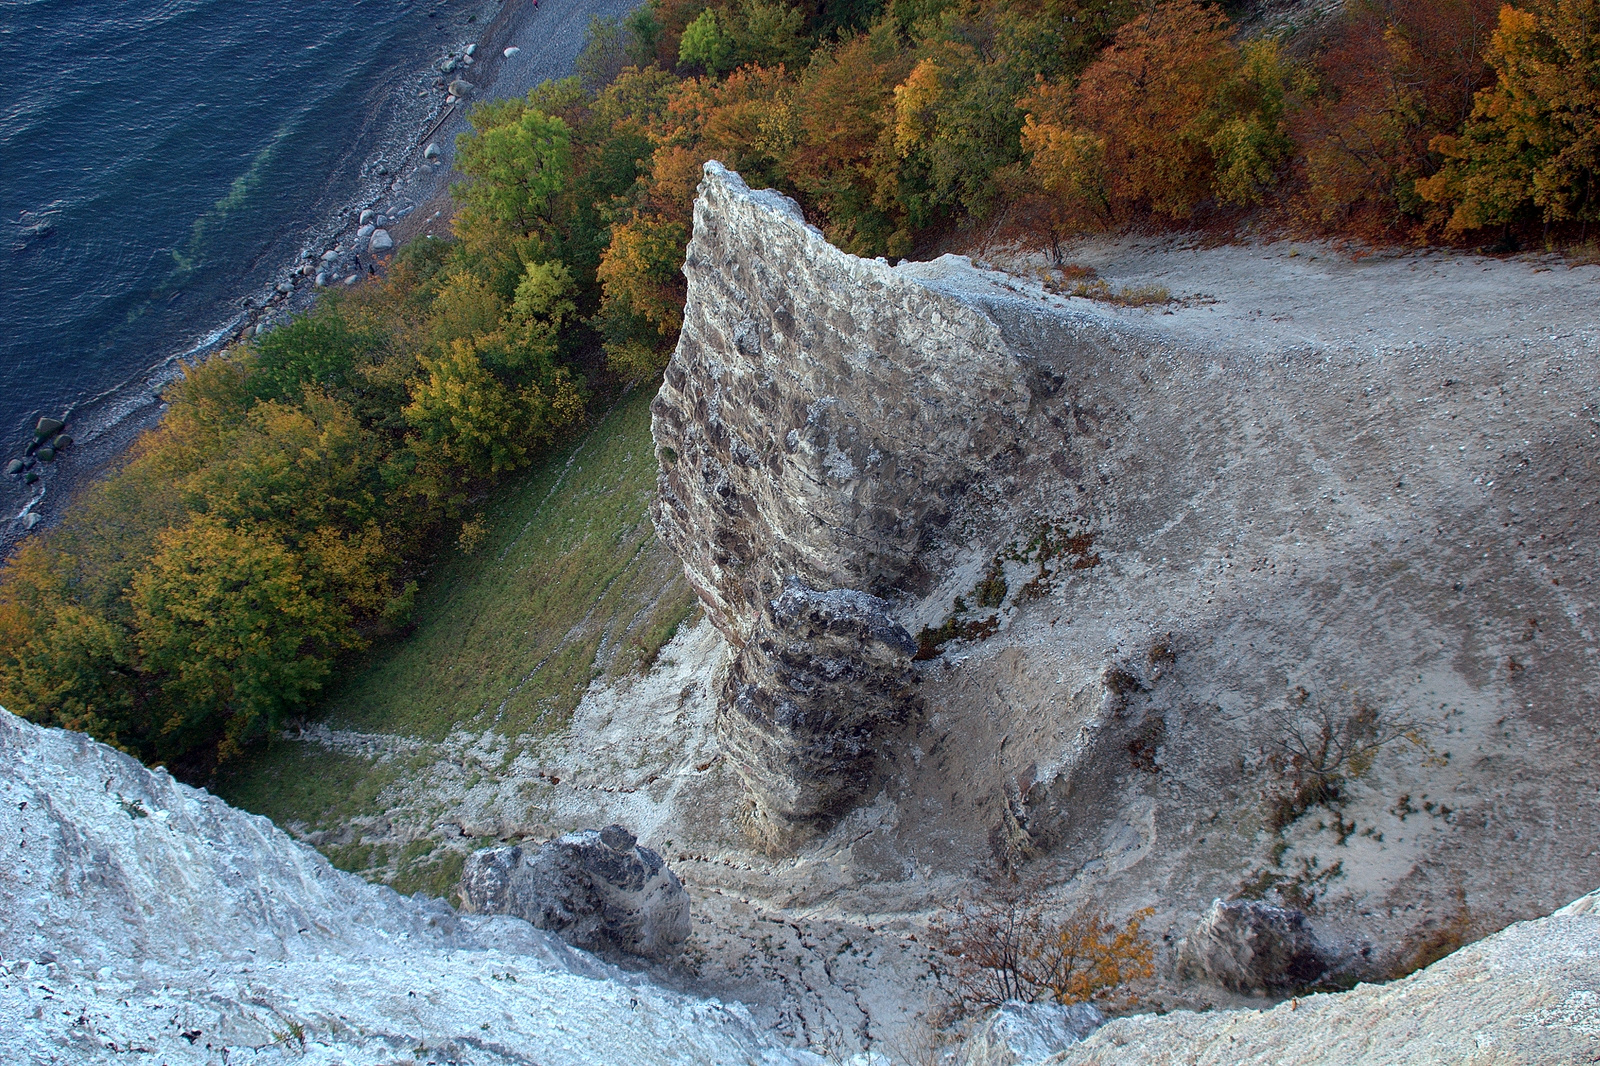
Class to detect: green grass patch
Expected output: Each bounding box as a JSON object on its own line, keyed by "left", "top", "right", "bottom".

{"left": 323, "top": 387, "right": 694, "bottom": 740}
{"left": 392, "top": 849, "right": 467, "bottom": 900}
{"left": 217, "top": 388, "right": 695, "bottom": 873}
{"left": 215, "top": 739, "right": 397, "bottom": 832}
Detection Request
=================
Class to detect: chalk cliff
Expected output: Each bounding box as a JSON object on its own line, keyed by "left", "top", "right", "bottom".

{"left": 0, "top": 708, "right": 813, "bottom": 1065}
{"left": 651, "top": 161, "right": 1600, "bottom": 997}
{"left": 652, "top": 163, "right": 1129, "bottom": 841}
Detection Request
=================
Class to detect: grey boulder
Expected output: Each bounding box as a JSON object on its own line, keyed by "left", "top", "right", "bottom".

{"left": 1180, "top": 898, "right": 1332, "bottom": 993}
{"left": 368, "top": 228, "right": 394, "bottom": 253}
{"left": 460, "top": 825, "right": 690, "bottom": 960}
{"left": 448, "top": 79, "right": 476, "bottom": 99}
{"left": 34, "top": 416, "right": 64, "bottom": 441}
{"left": 424, "top": 142, "right": 441, "bottom": 160}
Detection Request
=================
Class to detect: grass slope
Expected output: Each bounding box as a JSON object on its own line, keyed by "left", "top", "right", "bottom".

{"left": 217, "top": 388, "right": 695, "bottom": 890}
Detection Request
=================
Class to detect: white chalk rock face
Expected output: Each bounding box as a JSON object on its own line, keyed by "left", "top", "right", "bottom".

{"left": 961, "top": 1000, "right": 1105, "bottom": 1066}
{"left": 0, "top": 709, "right": 817, "bottom": 1065}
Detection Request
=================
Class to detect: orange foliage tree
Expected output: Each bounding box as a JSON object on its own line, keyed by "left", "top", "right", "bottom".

{"left": 1021, "top": 0, "right": 1290, "bottom": 229}
{"left": 932, "top": 881, "right": 1156, "bottom": 1012}
{"left": 1291, "top": 0, "right": 1502, "bottom": 235}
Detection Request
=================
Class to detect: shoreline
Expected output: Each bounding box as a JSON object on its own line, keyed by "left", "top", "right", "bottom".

{"left": 2, "top": 0, "right": 633, "bottom": 558}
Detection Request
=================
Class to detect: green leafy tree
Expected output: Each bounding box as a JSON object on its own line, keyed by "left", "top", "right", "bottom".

{"left": 454, "top": 107, "right": 574, "bottom": 234}
{"left": 679, "top": 8, "right": 737, "bottom": 74}
{"left": 249, "top": 309, "right": 373, "bottom": 403}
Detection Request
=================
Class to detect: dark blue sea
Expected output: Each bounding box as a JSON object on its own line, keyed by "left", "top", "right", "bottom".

{"left": 0, "top": 0, "right": 481, "bottom": 463}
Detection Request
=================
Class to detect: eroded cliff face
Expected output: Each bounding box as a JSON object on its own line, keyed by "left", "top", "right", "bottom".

{"left": 652, "top": 161, "right": 1600, "bottom": 994}
{"left": 0, "top": 709, "right": 814, "bottom": 1065}
{"left": 652, "top": 164, "right": 1126, "bottom": 838}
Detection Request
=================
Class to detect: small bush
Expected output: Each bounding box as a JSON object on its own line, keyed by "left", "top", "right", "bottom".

{"left": 932, "top": 880, "right": 1154, "bottom": 1014}
{"left": 1264, "top": 689, "right": 1423, "bottom": 829}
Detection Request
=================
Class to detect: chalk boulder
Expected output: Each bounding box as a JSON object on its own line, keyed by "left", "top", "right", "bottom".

{"left": 460, "top": 826, "right": 691, "bottom": 960}
{"left": 1180, "top": 899, "right": 1332, "bottom": 994}
{"left": 961, "top": 1000, "right": 1105, "bottom": 1066}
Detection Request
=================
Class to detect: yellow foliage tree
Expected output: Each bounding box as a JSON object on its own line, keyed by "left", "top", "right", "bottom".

{"left": 1021, "top": 0, "right": 1288, "bottom": 225}
{"left": 405, "top": 340, "right": 582, "bottom": 477}
{"left": 128, "top": 518, "right": 352, "bottom": 761}
{"left": 1418, "top": 0, "right": 1600, "bottom": 235}
{"left": 596, "top": 213, "right": 690, "bottom": 380}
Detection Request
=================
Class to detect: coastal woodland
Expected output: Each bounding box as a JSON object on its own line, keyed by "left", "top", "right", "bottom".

{"left": 3, "top": 0, "right": 1599, "bottom": 774}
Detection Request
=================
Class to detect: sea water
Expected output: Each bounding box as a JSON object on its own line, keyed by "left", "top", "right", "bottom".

{"left": 0, "top": 0, "right": 476, "bottom": 454}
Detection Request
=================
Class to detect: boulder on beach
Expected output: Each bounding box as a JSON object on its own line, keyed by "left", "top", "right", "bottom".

{"left": 344, "top": 274, "right": 359, "bottom": 286}
{"left": 275, "top": 281, "right": 293, "bottom": 294}
{"left": 368, "top": 229, "right": 393, "bottom": 254}
{"left": 359, "top": 208, "right": 374, "bottom": 225}
{"left": 23, "top": 471, "right": 38, "bottom": 484}
{"left": 448, "top": 79, "right": 476, "bottom": 99}
{"left": 34, "top": 417, "right": 64, "bottom": 441}
{"left": 424, "top": 143, "right": 441, "bottom": 160}
{"left": 35, "top": 447, "right": 55, "bottom": 463}
{"left": 441, "top": 57, "right": 459, "bottom": 74}
{"left": 3, "top": 459, "right": 24, "bottom": 477}
{"left": 316, "top": 272, "right": 328, "bottom": 287}
{"left": 465, "top": 43, "right": 477, "bottom": 57}
{"left": 53, "top": 435, "right": 71, "bottom": 450}
{"left": 356, "top": 223, "right": 375, "bottom": 240}
{"left": 321, "top": 249, "right": 338, "bottom": 262}
{"left": 504, "top": 46, "right": 520, "bottom": 58}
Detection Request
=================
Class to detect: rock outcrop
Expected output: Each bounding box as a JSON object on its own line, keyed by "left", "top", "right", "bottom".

{"left": 961, "top": 1000, "right": 1106, "bottom": 1065}
{"left": 0, "top": 708, "right": 813, "bottom": 1065}
{"left": 652, "top": 163, "right": 1060, "bottom": 838}
{"left": 460, "top": 825, "right": 691, "bottom": 959}
{"left": 1179, "top": 899, "right": 1333, "bottom": 994}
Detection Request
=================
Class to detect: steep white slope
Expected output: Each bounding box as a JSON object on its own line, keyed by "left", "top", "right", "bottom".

{"left": 1050, "top": 888, "right": 1600, "bottom": 1065}
{"left": 0, "top": 708, "right": 815, "bottom": 1065}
